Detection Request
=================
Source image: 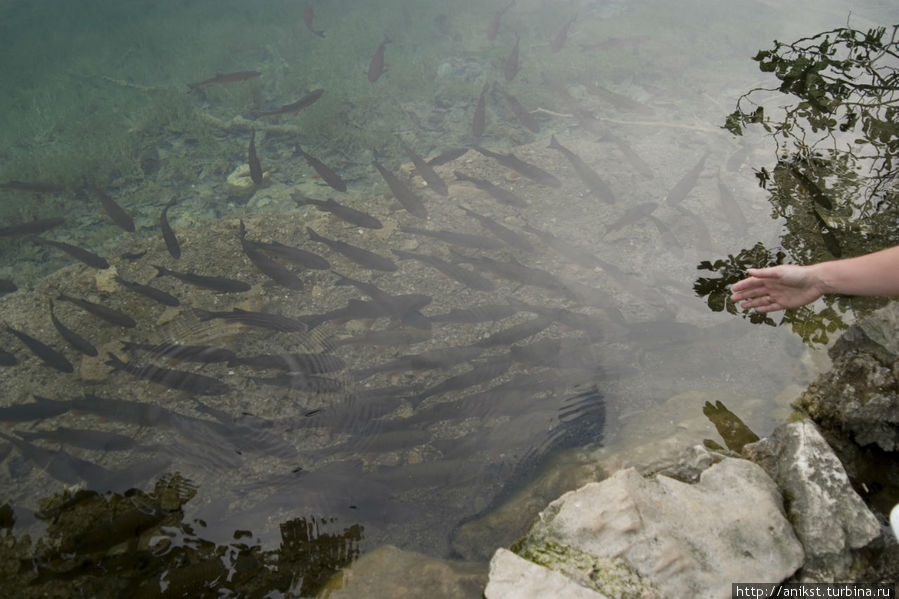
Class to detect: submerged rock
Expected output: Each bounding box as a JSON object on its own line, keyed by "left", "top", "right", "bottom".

{"left": 485, "top": 548, "right": 611, "bottom": 599}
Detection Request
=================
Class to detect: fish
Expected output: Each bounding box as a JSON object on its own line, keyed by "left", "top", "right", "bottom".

{"left": 5, "top": 325, "right": 73, "bottom": 372}
{"left": 415, "top": 354, "right": 513, "bottom": 404}
{"left": 34, "top": 237, "right": 109, "bottom": 269}
{"left": 160, "top": 198, "right": 181, "bottom": 259}
{"left": 789, "top": 164, "right": 834, "bottom": 211}
{"left": 0, "top": 217, "right": 65, "bottom": 238}
{"left": 551, "top": 15, "right": 576, "bottom": 53}
{"left": 122, "top": 341, "right": 237, "bottom": 363}
{"left": 250, "top": 240, "right": 331, "bottom": 270}
{"left": 114, "top": 276, "right": 180, "bottom": 307}
{"left": 474, "top": 315, "right": 553, "bottom": 347}
{"left": 48, "top": 299, "right": 97, "bottom": 357}
{"left": 0, "top": 278, "right": 17, "bottom": 295}
{"left": 666, "top": 151, "right": 710, "bottom": 206}
{"left": 400, "top": 225, "right": 505, "bottom": 250}
{"left": 293, "top": 145, "right": 347, "bottom": 192}
{"left": 716, "top": 175, "right": 748, "bottom": 231}
{"left": 487, "top": 0, "right": 515, "bottom": 41}
{"left": 459, "top": 206, "right": 534, "bottom": 251}
{"left": 521, "top": 223, "right": 603, "bottom": 270}
{"left": 547, "top": 135, "right": 615, "bottom": 202}
{"left": 372, "top": 160, "right": 428, "bottom": 218}
{"left": 251, "top": 373, "right": 344, "bottom": 392}
{"left": 503, "top": 33, "right": 520, "bottom": 81}
{"left": 586, "top": 83, "right": 652, "bottom": 114}
{"left": 56, "top": 293, "right": 137, "bottom": 328}
{"left": 90, "top": 186, "right": 135, "bottom": 232}
{"left": 239, "top": 220, "right": 305, "bottom": 290}
{"left": 306, "top": 227, "right": 397, "bottom": 272}
{"left": 254, "top": 89, "right": 323, "bottom": 117}
{"left": 453, "top": 171, "right": 526, "bottom": 207}
{"left": 188, "top": 71, "right": 260, "bottom": 89}
{"left": 0, "top": 397, "right": 71, "bottom": 422}
{"left": 397, "top": 137, "right": 448, "bottom": 196}
{"left": 368, "top": 36, "right": 391, "bottom": 82}
{"left": 293, "top": 194, "right": 382, "bottom": 229}
{"left": 303, "top": 6, "right": 325, "bottom": 37}
{"left": 601, "top": 131, "right": 654, "bottom": 179}
{"left": 427, "top": 147, "right": 469, "bottom": 166}
{"left": 603, "top": 202, "right": 658, "bottom": 237}
{"left": 392, "top": 248, "right": 496, "bottom": 292}
{"left": 0, "top": 347, "right": 17, "bottom": 366}
{"left": 329, "top": 327, "right": 432, "bottom": 348}
{"left": 453, "top": 252, "right": 573, "bottom": 297}
{"left": 331, "top": 274, "right": 432, "bottom": 328}
{"left": 0, "top": 431, "right": 112, "bottom": 487}
{"left": 194, "top": 307, "right": 308, "bottom": 333}
{"left": 15, "top": 426, "right": 139, "bottom": 452}
{"left": 231, "top": 352, "right": 345, "bottom": 374}
{"left": 498, "top": 86, "right": 539, "bottom": 133}
{"left": 474, "top": 146, "right": 562, "bottom": 188}
{"left": 106, "top": 352, "right": 231, "bottom": 396}
{"left": 353, "top": 346, "right": 484, "bottom": 380}
{"left": 0, "top": 181, "right": 64, "bottom": 193}
{"left": 152, "top": 265, "right": 252, "bottom": 292}
{"left": 428, "top": 304, "right": 517, "bottom": 323}
{"left": 248, "top": 130, "right": 263, "bottom": 186}
{"left": 472, "top": 83, "right": 488, "bottom": 138}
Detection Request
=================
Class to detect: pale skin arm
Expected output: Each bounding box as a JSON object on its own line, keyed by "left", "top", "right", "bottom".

{"left": 730, "top": 245, "right": 899, "bottom": 313}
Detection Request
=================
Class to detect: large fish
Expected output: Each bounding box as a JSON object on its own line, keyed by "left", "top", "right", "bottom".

{"left": 306, "top": 227, "right": 397, "bottom": 272}
{"left": 15, "top": 426, "right": 139, "bottom": 452}
{"left": 415, "top": 354, "right": 513, "bottom": 404}
{"left": 472, "top": 83, "right": 489, "bottom": 138}
{"left": 106, "top": 352, "right": 231, "bottom": 396}
{"left": 392, "top": 248, "right": 496, "bottom": 292}
{"left": 188, "top": 71, "right": 260, "bottom": 89}
{"left": 368, "top": 36, "right": 391, "bottom": 82}
{"left": 239, "top": 220, "right": 305, "bottom": 290}
{"left": 56, "top": 293, "right": 137, "bottom": 328}
{"left": 0, "top": 217, "right": 65, "bottom": 238}
{"left": 152, "top": 265, "right": 252, "bottom": 292}
{"left": 254, "top": 89, "right": 323, "bottom": 117}
{"left": 91, "top": 186, "right": 135, "bottom": 232}
{"left": 474, "top": 146, "right": 562, "bottom": 188}
{"left": 251, "top": 240, "right": 330, "bottom": 270}
{"left": 48, "top": 299, "right": 97, "bottom": 357}
{"left": 293, "top": 194, "right": 382, "bottom": 229}
{"left": 0, "top": 347, "right": 16, "bottom": 366}
{"left": 114, "top": 276, "right": 180, "bottom": 307}
{"left": 453, "top": 171, "right": 526, "bottom": 207}
{"left": 498, "top": 86, "right": 539, "bottom": 133}
{"left": 487, "top": 0, "right": 515, "bottom": 41}
{"left": 428, "top": 304, "right": 517, "bottom": 323}
{"left": 294, "top": 145, "right": 347, "bottom": 192}
{"left": 372, "top": 161, "right": 428, "bottom": 218}
{"left": 0, "top": 181, "right": 64, "bottom": 193}
{"left": 603, "top": 202, "right": 658, "bottom": 238}
{"left": 303, "top": 6, "right": 325, "bottom": 37}
{"left": 0, "top": 279, "right": 17, "bottom": 296}
{"left": 160, "top": 198, "right": 182, "bottom": 259}
{"left": 666, "top": 151, "right": 710, "bottom": 206}
{"left": 248, "top": 131, "right": 263, "bottom": 186}
{"left": 453, "top": 252, "right": 573, "bottom": 297}
{"left": 503, "top": 33, "right": 520, "bottom": 81}
{"left": 122, "top": 341, "right": 237, "bottom": 363}
{"left": 36, "top": 238, "right": 109, "bottom": 269}
{"left": 194, "top": 307, "right": 308, "bottom": 333}
{"left": 231, "top": 352, "right": 345, "bottom": 374}
{"left": 551, "top": 15, "right": 577, "bottom": 53}
{"left": 474, "top": 315, "right": 553, "bottom": 347}
{"left": 397, "top": 138, "right": 448, "bottom": 196}
{"left": 251, "top": 373, "right": 344, "bottom": 392}
{"left": 400, "top": 225, "right": 504, "bottom": 250}
{"left": 459, "top": 206, "right": 534, "bottom": 251}
{"left": 0, "top": 431, "right": 112, "bottom": 487}
{"left": 547, "top": 135, "right": 615, "bottom": 202}
{"left": 353, "top": 346, "right": 484, "bottom": 380}
{"left": 5, "top": 325, "right": 73, "bottom": 373}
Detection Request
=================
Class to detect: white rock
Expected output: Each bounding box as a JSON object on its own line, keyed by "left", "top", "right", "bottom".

{"left": 485, "top": 548, "right": 609, "bottom": 599}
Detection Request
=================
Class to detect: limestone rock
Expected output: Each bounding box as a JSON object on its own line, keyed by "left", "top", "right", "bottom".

{"left": 516, "top": 458, "right": 803, "bottom": 599}
{"left": 484, "top": 548, "right": 609, "bottom": 599}
{"left": 744, "top": 420, "right": 880, "bottom": 580}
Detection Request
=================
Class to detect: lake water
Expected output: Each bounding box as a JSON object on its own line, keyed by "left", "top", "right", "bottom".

{"left": 0, "top": 0, "right": 896, "bottom": 596}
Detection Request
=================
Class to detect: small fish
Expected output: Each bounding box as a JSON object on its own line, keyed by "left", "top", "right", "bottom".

{"left": 251, "top": 240, "right": 331, "bottom": 270}
{"left": 665, "top": 151, "right": 709, "bottom": 206}
{"left": 0, "top": 181, "right": 64, "bottom": 193}
{"left": 293, "top": 194, "right": 382, "bottom": 229}
{"left": 459, "top": 206, "right": 534, "bottom": 251}
{"left": 91, "top": 186, "right": 135, "bottom": 232}
{"left": 397, "top": 137, "right": 448, "bottom": 196}
{"left": 160, "top": 198, "right": 181, "bottom": 259}
{"left": 368, "top": 36, "right": 391, "bottom": 82}
{"left": 153, "top": 265, "right": 252, "bottom": 292}
{"left": 372, "top": 161, "right": 428, "bottom": 218}
{"left": 106, "top": 352, "right": 230, "bottom": 396}
{"left": 0, "top": 279, "right": 17, "bottom": 295}
{"left": 474, "top": 146, "right": 562, "bottom": 188}
{"left": 547, "top": 135, "right": 615, "bottom": 202}
{"left": 35, "top": 237, "right": 109, "bottom": 269}
{"left": 254, "top": 89, "right": 323, "bottom": 117}
{"left": 239, "top": 221, "right": 305, "bottom": 290}
{"left": 114, "top": 276, "right": 180, "bottom": 307}
{"left": 5, "top": 325, "right": 73, "bottom": 373}
{"left": 48, "top": 299, "right": 97, "bottom": 357}
{"left": 248, "top": 130, "right": 263, "bottom": 186}
{"left": 306, "top": 227, "right": 397, "bottom": 272}
{"left": 453, "top": 171, "right": 526, "bottom": 207}
{"left": 121, "top": 341, "right": 237, "bottom": 363}
{"left": 504, "top": 33, "right": 520, "bottom": 81}
{"left": 303, "top": 5, "right": 325, "bottom": 37}
{"left": 293, "top": 145, "right": 347, "bottom": 192}
{"left": 392, "top": 248, "right": 496, "bottom": 292}
{"left": 551, "top": 15, "right": 576, "bottom": 53}
{"left": 487, "top": 0, "right": 515, "bottom": 41}
{"left": 57, "top": 293, "right": 137, "bottom": 328}
{"left": 188, "top": 71, "right": 260, "bottom": 89}
{"left": 472, "top": 82, "right": 489, "bottom": 138}
{"left": 194, "top": 307, "right": 308, "bottom": 333}
{"left": 499, "top": 86, "right": 539, "bottom": 133}
{"left": 399, "top": 225, "right": 505, "bottom": 250}
{"left": 0, "top": 217, "right": 65, "bottom": 238}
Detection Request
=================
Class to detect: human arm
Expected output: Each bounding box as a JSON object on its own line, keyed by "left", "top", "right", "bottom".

{"left": 730, "top": 245, "right": 899, "bottom": 313}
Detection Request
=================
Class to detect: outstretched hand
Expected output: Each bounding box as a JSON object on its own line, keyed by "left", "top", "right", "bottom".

{"left": 730, "top": 264, "right": 824, "bottom": 313}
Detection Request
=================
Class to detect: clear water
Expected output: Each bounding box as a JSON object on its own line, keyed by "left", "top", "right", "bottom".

{"left": 0, "top": 0, "right": 896, "bottom": 595}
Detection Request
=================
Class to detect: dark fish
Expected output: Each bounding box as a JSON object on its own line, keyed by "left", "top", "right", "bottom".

{"left": 372, "top": 160, "right": 428, "bottom": 218}
{"left": 453, "top": 252, "right": 573, "bottom": 297}
{"left": 415, "top": 354, "right": 513, "bottom": 404}
{"left": 248, "top": 130, "right": 263, "bottom": 186}
{"left": 472, "top": 82, "right": 488, "bottom": 138}
{"left": 152, "top": 265, "right": 252, "bottom": 292}
{"left": 0, "top": 347, "right": 18, "bottom": 366}
{"left": 400, "top": 225, "right": 505, "bottom": 250}
{"left": 0, "top": 181, "right": 64, "bottom": 193}
{"left": 188, "top": 71, "right": 260, "bottom": 89}
{"left": 587, "top": 83, "right": 652, "bottom": 114}
{"left": 91, "top": 187, "right": 135, "bottom": 232}
{"left": 114, "top": 276, "right": 180, "bottom": 307}
{"left": 35, "top": 238, "right": 109, "bottom": 269}
{"left": 0, "top": 278, "right": 16, "bottom": 295}
{"left": 106, "top": 352, "right": 230, "bottom": 396}
{"left": 474, "top": 146, "right": 562, "bottom": 188}
{"left": 475, "top": 315, "right": 552, "bottom": 347}
{"left": 603, "top": 202, "right": 658, "bottom": 237}
{"left": 428, "top": 304, "right": 517, "bottom": 323}
{"left": 716, "top": 175, "right": 748, "bottom": 231}
{"left": 252, "top": 373, "right": 344, "bottom": 393}
{"left": 392, "top": 248, "right": 496, "bottom": 291}
{"left": 427, "top": 147, "right": 469, "bottom": 166}
{"left": 499, "top": 86, "right": 539, "bottom": 133}
{"left": 368, "top": 36, "right": 391, "bottom": 82}
{"left": 56, "top": 293, "right": 136, "bottom": 328}
{"left": 354, "top": 346, "right": 484, "bottom": 380}
{"left": 503, "top": 33, "right": 520, "bottom": 81}
{"left": 303, "top": 5, "right": 325, "bottom": 37}
{"left": 397, "top": 137, "right": 448, "bottom": 196}
{"left": 48, "top": 299, "right": 97, "bottom": 357}
{"left": 547, "top": 135, "right": 615, "bottom": 202}
{"left": 647, "top": 215, "right": 684, "bottom": 256}
{"left": 239, "top": 220, "right": 304, "bottom": 290}
{"left": 306, "top": 227, "right": 397, "bottom": 272}
{"left": 789, "top": 164, "right": 834, "bottom": 211}
{"left": 453, "top": 171, "right": 526, "bottom": 206}
{"left": 294, "top": 145, "right": 347, "bottom": 192}
{"left": 329, "top": 327, "right": 432, "bottom": 348}
{"left": 551, "top": 15, "right": 576, "bottom": 53}
{"left": 521, "top": 223, "right": 603, "bottom": 270}
{"left": 666, "top": 151, "right": 710, "bottom": 206}
{"left": 0, "top": 431, "right": 111, "bottom": 487}
{"left": 254, "top": 89, "right": 324, "bottom": 117}
{"left": 5, "top": 325, "right": 73, "bottom": 372}
{"left": 194, "top": 307, "right": 308, "bottom": 333}
{"left": 459, "top": 206, "right": 534, "bottom": 251}
{"left": 233, "top": 352, "right": 345, "bottom": 374}
{"left": 121, "top": 341, "right": 237, "bottom": 363}
{"left": 15, "top": 426, "right": 139, "bottom": 452}
{"left": 0, "top": 397, "right": 70, "bottom": 422}
{"left": 331, "top": 274, "right": 431, "bottom": 328}
{"left": 293, "top": 194, "right": 382, "bottom": 229}
{"left": 487, "top": 0, "right": 514, "bottom": 41}
{"left": 251, "top": 240, "right": 330, "bottom": 270}
{"left": 0, "top": 217, "right": 65, "bottom": 238}
{"left": 160, "top": 198, "right": 181, "bottom": 259}
{"left": 601, "top": 131, "right": 654, "bottom": 179}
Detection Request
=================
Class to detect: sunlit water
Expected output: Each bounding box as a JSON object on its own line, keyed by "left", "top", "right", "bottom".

{"left": 0, "top": 0, "right": 896, "bottom": 594}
